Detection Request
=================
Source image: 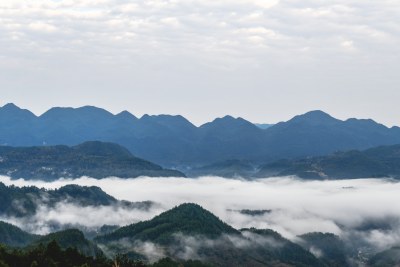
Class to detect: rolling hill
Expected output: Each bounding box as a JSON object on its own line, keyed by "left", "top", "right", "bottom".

{"left": 257, "top": 144, "right": 400, "bottom": 179}
{"left": 96, "top": 203, "right": 327, "bottom": 267}
{"left": 0, "top": 141, "right": 184, "bottom": 180}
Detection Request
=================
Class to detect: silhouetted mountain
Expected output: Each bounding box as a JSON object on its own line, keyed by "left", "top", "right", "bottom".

{"left": 0, "top": 221, "right": 39, "bottom": 247}
{"left": 0, "top": 103, "right": 39, "bottom": 146}
{"left": 257, "top": 144, "right": 400, "bottom": 179}
{"left": 260, "top": 110, "right": 400, "bottom": 161}
{"left": 0, "top": 141, "right": 184, "bottom": 180}
{"left": 2, "top": 103, "right": 400, "bottom": 167}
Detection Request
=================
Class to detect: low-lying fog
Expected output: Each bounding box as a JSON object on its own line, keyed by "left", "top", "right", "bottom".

{"left": 1, "top": 176, "right": 400, "bottom": 251}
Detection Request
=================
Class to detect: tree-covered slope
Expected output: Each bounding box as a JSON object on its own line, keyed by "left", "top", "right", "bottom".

{"left": 257, "top": 144, "right": 400, "bottom": 179}
{"left": 0, "top": 182, "right": 153, "bottom": 218}
{"left": 0, "top": 141, "right": 184, "bottom": 180}
{"left": 96, "top": 203, "right": 240, "bottom": 245}
{"left": 30, "top": 229, "right": 103, "bottom": 258}
{"left": 369, "top": 246, "right": 400, "bottom": 267}
{"left": 0, "top": 221, "right": 39, "bottom": 248}
{"left": 298, "top": 232, "right": 351, "bottom": 267}
{"left": 96, "top": 204, "right": 329, "bottom": 267}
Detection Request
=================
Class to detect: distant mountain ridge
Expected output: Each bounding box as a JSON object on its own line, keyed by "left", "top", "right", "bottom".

{"left": 2, "top": 103, "right": 400, "bottom": 167}
{"left": 257, "top": 144, "right": 400, "bottom": 179}
{"left": 0, "top": 141, "right": 184, "bottom": 180}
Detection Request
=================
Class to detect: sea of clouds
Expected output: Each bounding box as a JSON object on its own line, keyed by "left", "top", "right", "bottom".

{"left": 1, "top": 175, "right": 400, "bottom": 253}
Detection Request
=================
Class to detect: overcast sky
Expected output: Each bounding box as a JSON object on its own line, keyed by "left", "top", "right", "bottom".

{"left": 0, "top": 0, "right": 399, "bottom": 126}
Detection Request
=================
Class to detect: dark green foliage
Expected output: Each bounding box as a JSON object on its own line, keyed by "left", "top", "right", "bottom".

{"left": 257, "top": 144, "right": 400, "bottom": 179}
{"left": 96, "top": 205, "right": 328, "bottom": 267}
{"left": 0, "top": 222, "right": 39, "bottom": 247}
{"left": 0, "top": 183, "right": 43, "bottom": 217}
{"left": 299, "top": 232, "right": 350, "bottom": 267}
{"left": 31, "top": 229, "right": 103, "bottom": 257}
{"left": 0, "top": 242, "right": 209, "bottom": 267}
{"left": 369, "top": 246, "right": 400, "bottom": 267}
{"left": 0, "top": 181, "right": 153, "bottom": 218}
{"left": 0, "top": 141, "right": 184, "bottom": 180}
{"left": 0, "top": 241, "right": 111, "bottom": 267}
{"left": 96, "top": 203, "right": 240, "bottom": 244}
{"left": 150, "top": 258, "right": 211, "bottom": 267}
{"left": 240, "top": 228, "right": 327, "bottom": 267}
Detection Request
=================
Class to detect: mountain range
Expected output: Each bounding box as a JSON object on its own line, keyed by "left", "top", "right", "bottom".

{"left": 2, "top": 103, "right": 400, "bottom": 168}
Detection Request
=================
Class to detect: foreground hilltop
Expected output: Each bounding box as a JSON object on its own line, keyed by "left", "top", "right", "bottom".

{"left": 0, "top": 141, "right": 184, "bottom": 180}
{"left": 1, "top": 203, "right": 395, "bottom": 266}
{"left": 2, "top": 103, "right": 400, "bottom": 166}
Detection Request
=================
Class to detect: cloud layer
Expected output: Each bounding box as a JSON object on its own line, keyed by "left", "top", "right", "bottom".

{"left": 2, "top": 175, "right": 400, "bottom": 252}
{"left": 0, "top": 0, "right": 399, "bottom": 125}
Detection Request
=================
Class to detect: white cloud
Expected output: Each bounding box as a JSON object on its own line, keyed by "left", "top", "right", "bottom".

{"left": 28, "top": 22, "right": 58, "bottom": 33}
{"left": 0, "top": 0, "right": 399, "bottom": 126}
{"left": 2, "top": 175, "right": 400, "bottom": 253}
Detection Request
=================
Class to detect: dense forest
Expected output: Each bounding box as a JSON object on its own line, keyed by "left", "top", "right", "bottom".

{"left": 0, "top": 241, "right": 210, "bottom": 267}
{"left": 0, "top": 203, "right": 399, "bottom": 266}
{"left": 0, "top": 141, "right": 184, "bottom": 180}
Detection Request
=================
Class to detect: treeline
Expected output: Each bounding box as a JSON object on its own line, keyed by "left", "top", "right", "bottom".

{"left": 0, "top": 241, "right": 210, "bottom": 267}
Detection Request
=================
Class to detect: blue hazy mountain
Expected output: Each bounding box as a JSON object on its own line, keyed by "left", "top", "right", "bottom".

{"left": 2, "top": 104, "right": 400, "bottom": 167}
{"left": 254, "top": 123, "right": 273, "bottom": 129}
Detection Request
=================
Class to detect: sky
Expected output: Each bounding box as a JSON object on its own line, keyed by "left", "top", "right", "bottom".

{"left": 0, "top": 0, "right": 399, "bottom": 126}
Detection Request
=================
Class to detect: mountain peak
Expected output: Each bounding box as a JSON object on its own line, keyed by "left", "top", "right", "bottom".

{"left": 96, "top": 203, "right": 239, "bottom": 244}
{"left": 289, "top": 110, "right": 339, "bottom": 124}
{"left": 40, "top": 106, "right": 113, "bottom": 119}
{"left": 116, "top": 110, "right": 138, "bottom": 120}
{"left": 0, "top": 103, "right": 36, "bottom": 119}
{"left": 201, "top": 115, "right": 256, "bottom": 129}
{"left": 303, "top": 110, "right": 334, "bottom": 118}
{"left": 2, "top": 103, "right": 19, "bottom": 110}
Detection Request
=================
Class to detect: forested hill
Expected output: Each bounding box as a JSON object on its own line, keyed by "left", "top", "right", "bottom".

{"left": 0, "top": 204, "right": 397, "bottom": 266}
{"left": 0, "top": 182, "right": 154, "bottom": 218}
{"left": 0, "top": 141, "right": 184, "bottom": 180}
{"left": 257, "top": 144, "right": 400, "bottom": 179}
